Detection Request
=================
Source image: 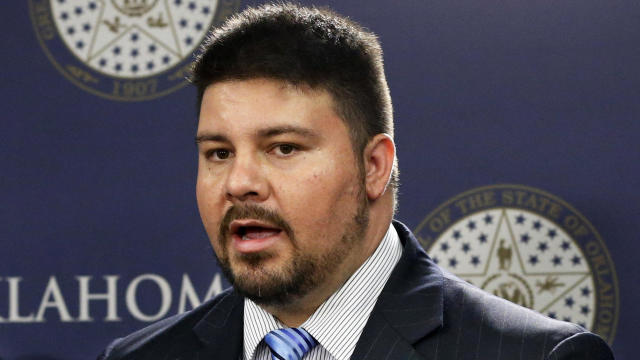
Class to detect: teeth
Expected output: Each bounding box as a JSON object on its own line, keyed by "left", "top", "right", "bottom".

{"left": 240, "top": 227, "right": 280, "bottom": 240}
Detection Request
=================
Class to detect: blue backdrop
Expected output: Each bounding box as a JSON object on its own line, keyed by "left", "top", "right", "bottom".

{"left": 1, "top": 1, "right": 638, "bottom": 359}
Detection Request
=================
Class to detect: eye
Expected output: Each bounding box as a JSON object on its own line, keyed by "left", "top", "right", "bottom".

{"left": 206, "top": 149, "right": 232, "bottom": 160}
{"left": 272, "top": 144, "right": 298, "bottom": 156}
{"left": 278, "top": 144, "right": 295, "bottom": 154}
{"left": 215, "top": 149, "right": 231, "bottom": 159}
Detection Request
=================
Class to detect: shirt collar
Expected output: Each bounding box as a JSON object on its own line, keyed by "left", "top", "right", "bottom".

{"left": 242, "top": 223, "right": 403, "bottom": 360}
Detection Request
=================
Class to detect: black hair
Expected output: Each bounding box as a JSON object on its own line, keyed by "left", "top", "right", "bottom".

{"left": 191, "top": 2, "right": 398, "bottom": 193}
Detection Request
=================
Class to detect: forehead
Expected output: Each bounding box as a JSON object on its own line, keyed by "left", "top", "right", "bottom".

{"left": 198, "top": 79, "right": 342, "bottom": 134}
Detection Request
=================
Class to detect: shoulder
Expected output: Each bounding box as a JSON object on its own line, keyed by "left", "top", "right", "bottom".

{"left": 97, "top": 288, "right": 236, "bottom": 360}
{"left": 548, "top": 331, "right": 614, "bottom": 359}
{"left": 436, "top": 271, "right": 614, "bottom": 359}
{"left": 391, "top": 221, "right": 613, "bottom": 358}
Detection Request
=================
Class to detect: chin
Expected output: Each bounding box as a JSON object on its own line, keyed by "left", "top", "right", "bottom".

{"left": 222, "top": 251, "right": 322, "bottom": 307}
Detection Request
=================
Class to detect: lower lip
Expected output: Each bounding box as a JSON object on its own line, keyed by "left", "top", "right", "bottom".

{"left": 231, "top": 231, "right": 283, "bottom": 253}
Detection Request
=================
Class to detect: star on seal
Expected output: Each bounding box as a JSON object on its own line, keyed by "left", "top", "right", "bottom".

{"left": 415, "top": 184, "right": 619, "bottom": 344}
{"left": 29, "top": 0, "right": 241, "bottom": 100}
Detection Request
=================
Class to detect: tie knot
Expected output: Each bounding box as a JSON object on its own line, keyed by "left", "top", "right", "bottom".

{"left": 264, "top": 327, "right": 317, "bottom": 360}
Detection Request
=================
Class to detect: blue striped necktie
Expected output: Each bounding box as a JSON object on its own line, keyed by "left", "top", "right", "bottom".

{"left": 264, "top": 327, "right": 317, "bottom": 360}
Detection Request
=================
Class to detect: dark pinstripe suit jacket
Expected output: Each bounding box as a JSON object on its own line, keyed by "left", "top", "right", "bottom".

{"left": 99, "top": 221, "right": 614, "bottom": 360}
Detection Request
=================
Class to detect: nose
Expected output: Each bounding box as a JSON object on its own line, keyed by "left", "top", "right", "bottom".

{"left": 224, "top": 153, "right": 269, "bottom": 203}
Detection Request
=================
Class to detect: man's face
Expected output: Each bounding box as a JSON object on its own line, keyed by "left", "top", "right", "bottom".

{"left": 196, "top": 78, "right": 369, "bottom": 306}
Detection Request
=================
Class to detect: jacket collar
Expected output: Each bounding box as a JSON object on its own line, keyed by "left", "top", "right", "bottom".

{"left": 191, "top": 220, "right": 444, "bottom": 360}
{"left": 350, "top": 220, "right": 444, "bottom": 360}
{"left": 192, "top": 288, "right": 245, "bottom": 359}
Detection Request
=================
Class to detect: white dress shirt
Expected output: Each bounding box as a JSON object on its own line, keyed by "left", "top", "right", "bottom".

{"left": 242, "top": 223, "right": 403, "bottom": 360}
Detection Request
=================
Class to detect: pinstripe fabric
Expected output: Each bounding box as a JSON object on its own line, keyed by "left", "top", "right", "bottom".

{"left": 243, "top": 224, "right": 403, "bottom": 360}
{"left": 99, "top": 221, "right": 615, "bottom": 360}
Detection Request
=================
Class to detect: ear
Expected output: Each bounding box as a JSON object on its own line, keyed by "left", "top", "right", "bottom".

{"left": 363, "top": 134, "right": 396, "bottom": 201}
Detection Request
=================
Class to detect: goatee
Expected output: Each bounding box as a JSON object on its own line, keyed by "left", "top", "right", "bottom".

{"left": 213, "top": 197, "right": 369, "bottom": 307}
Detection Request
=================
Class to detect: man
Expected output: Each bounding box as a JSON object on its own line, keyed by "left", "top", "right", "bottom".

{"left": 99, "top": 3, "right": 614, "bottom": 360}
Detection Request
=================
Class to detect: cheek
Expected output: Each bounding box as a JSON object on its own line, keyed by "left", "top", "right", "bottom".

{"left": 280, "top": 167, "right": 360, "bottom": 232}
{"left": 196, "top": 174, "right": 226, "bottom": 235}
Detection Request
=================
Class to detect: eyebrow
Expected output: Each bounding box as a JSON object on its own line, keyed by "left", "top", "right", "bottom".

{"left": 194, "top": 133, "right": 229, "bottom": 144}
{"left": 195, "top": 126, "right": 318, "bottom": 145}
{"left": 256, "top": 126, "right": 319, "bottom": 139}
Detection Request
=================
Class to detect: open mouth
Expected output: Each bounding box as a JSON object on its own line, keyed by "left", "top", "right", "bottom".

{"left": 235, "top": 225, "right": 282, "bottom": 240}
{"left": 229, "top": 220, "right": 284, "bottom": 253}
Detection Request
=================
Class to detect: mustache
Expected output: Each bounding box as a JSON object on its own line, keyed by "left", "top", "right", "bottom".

{"left": 218, "top": 204, "right": 294, "bottom": 242}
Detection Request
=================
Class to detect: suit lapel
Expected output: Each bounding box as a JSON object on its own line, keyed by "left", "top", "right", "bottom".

{"left": 192, "top": 290, "right": 244, "bottom": 359}
{"left": 351, "top": 221, "right": 444, "bottom": 360}
{"left": 188, "top": 221, "right": 443, "bottom": 360}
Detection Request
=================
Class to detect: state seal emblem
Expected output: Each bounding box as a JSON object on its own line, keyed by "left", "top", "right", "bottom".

{"left": 414, "top": 184, "right": 618, "bottom": 344}
{"left": 29, "top": 0, "right": 241, "bottom": 101}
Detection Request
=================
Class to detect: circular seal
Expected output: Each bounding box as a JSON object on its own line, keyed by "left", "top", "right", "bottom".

{"left": 29, "top": 0, "right": 242, "bottom": 101}
{"left": 414, "top": 184, "right": 618, "bottom": 344}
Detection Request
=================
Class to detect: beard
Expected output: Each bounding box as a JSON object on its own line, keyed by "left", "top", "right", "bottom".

{"left": 214, "top": 186, "right": 369, "bottom": 307}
